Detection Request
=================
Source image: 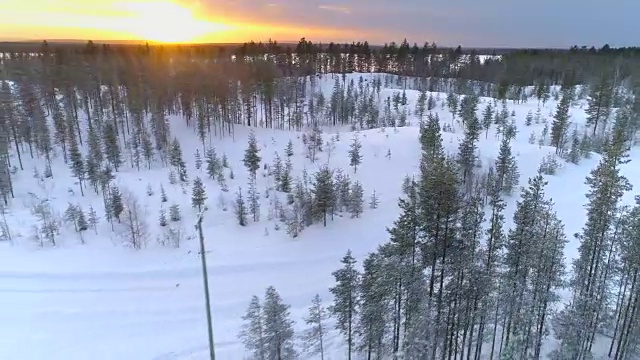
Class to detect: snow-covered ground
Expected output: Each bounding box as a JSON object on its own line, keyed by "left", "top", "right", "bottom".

{"left": 0, "top": 73, "right": 638, "bottom": 359}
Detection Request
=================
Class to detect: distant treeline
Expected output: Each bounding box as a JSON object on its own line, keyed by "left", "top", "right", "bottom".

{"left": 2, "top": 38, "right": 640, "bottom": 89}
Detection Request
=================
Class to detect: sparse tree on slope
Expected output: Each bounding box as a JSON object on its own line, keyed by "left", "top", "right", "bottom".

{"left": 357, "top": 251, "right": 393, "bottom": 359}
{"left": 550, "top": 88, "right": 572, "bottom": 155}
{"left": 263, "top": 286, "right": 296, "bottom": 360}
{"left": 312, "top": 167, "right": 334, "bottom": 226}
{"left": 301, "top": 294, "right": 329, "bottom": 359}
{"left": 191, "top": 177, "right": 207, "bottom": 211}
{"left": 248, "top": 178, "right": 261, "bottom": 222}
{"left": 330, "top": 250, "right": 360, "bottom": 360}
{"left": 482, "top": 103, "right": 494, "bottom": 138}
{"left": 119, "top": 189, "right": 148, "bottom": 250}
{"left": 205, "top": 147, "right": 221, "bottom": 180}
{"left": 235, "top": 187, "right": 248, "bottom": 226}
{"left": 494, "top": 137, "right": 519, "bottom": 195}
{"left": 240, "top": 295, "right": 266, "bottom": 360}
{"left": 244, "top": 131, "right": 262, "bottom": 179}
{"left": 348, "top": 133, "right": 362, "bottom": 173}
{"left": 68, "top": 134, "right": 85, "bottom": 196}
{"left": 585, "top": 73, "right": 613, "bottom": 136}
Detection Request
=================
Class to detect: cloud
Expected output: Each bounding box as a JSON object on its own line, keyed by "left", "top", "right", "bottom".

{"left": 318, "top": 4, "right": 351, "bottom": 14}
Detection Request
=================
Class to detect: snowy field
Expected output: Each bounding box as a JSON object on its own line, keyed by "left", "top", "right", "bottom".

{"left": 0, "top": 73, "right": 638, "bottom": 359}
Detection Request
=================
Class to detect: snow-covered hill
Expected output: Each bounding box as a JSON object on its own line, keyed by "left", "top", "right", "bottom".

{"left": 0, "top": 73, "right": 638, "bottom": 359}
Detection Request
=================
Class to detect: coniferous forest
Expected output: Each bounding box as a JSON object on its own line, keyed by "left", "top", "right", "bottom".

{"left": 1, "top": 39, "right": 640, "bottom": 359}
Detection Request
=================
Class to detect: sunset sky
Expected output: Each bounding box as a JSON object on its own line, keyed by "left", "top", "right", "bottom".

{"left": 0, "top": 0, "right": 636, "bottom": 47}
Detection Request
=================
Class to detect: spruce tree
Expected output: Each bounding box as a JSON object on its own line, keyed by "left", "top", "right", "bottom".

{"left": 285, "top": 139, "right": 294, "bottom": 158}
{"left": 68, "top": 134, "right": 85, "bottom": 196}
{"left": 482, "top": 103, "right": 494, "bottom": 138}
{"left": 348, "top": 133, "right": 362, "bottom": 173}
{"left": 236, "top": 187, "right": 248, "bottom": 226}
{"left": 160, "top": 184, "right": 168, "bottom": 203}
{"left": 191, "top": 177, "right": 207, "bottom": 211}
{"left": 248, "top": 179, "right": 261, "bottom": 222}
{"left": 244, "top": 131, "right": 261, "bottom": 179}
{"left": 263, "top": 286, "right": 296, "bottom": 360}
{"left": 169, "top": 203, "right": 181, "bottom": 222}
{"left": 110, "top": 186, "right": 123, "bottom": 222}
{"left": 159, "top": 208, "right": 167, "bottom": 227}
{"left": 205, "top": 147, "right": 221, "bottom": 179}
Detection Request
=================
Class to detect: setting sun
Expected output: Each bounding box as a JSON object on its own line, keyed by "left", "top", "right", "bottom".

{"left": 0, "top": 0, "right": 364, "bottom": 44}
{"left": 115, "top": 1, "right": 234, "bottom": 43}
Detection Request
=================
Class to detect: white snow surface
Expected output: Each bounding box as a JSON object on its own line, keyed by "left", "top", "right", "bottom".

{"left": 0, "top": 73, "right": 638, "bottom": 359}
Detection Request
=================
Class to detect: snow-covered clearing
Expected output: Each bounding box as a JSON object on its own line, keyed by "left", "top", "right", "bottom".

{"left": 0, "top": 73, "right": 638, "bottom": 359}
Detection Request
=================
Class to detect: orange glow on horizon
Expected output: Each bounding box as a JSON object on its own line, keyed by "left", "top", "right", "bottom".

{"left": 0, "top": 0, "right": 366, "bottom": 44}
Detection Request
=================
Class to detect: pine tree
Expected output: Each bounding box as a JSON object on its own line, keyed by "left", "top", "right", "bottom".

{"left": 415, "top": 90, "right": 427, "bottom": 122}
{"left": 68, "top": 134, "right": 85, "bottom": 196}
{"left": 330, "top": 250, "right": 360, "bottom": 360}
{"left": 312, "top": 167, "right": 334, "bottom": 226}
{"left": 494, "top": 137, "right": 520, "bottom": 195}
{"left": 301, "top": 294, "right": 329, "bottom": 359}
{"left": 348, "top": 133, "right": 363, "bottom": 173}
{"left": 482, "top": 103, "right": 494, "bottom": 138}
{"left": 240, "top": 295, "right": 266, "bottom": 360}
{"left": 103, "top": 122, "right": 122, "bottom": 171}
{"left": 110, "top": 186, "right": 124, "bottom": 222}
{"left": 348, "top": 181, "right": 364, "bottom": 218}
{"left": 191, "top": 177, "right": 207, "bottom": 211}
{"left": 236, "top": 187, "right": 248, "bottom": 226}
{"left": 146, "top": 183, "right": 154, "bottom": 196}
{"left": 64, "top": 203, "right": 80, "bottom": 232}
{"left": 500, "top": 174, "right": 567, "bottom": 359}
{"left": 244, "top": 131, "right": 262, "bottom": 179}
{"left": 585, "top": 74, "right": 613, "bottom": 136}
{"left": 457, "top": 102, "right": 481, "bottom": 188}
{"left": 446, "top": 92, "right": 459, "bottom": 121}
{"left": 555, "top": 121, "right": 632, "bottom": 359}
{"left": 169, "top": 137, "right": 188, "bottom": 182}
{"left": 551, "top": 89, "right": 572, "bottom": 154}
{"left": 263, "top": 286, "right": 296, "bottom": 360}
{"left": 357, "top": 251, "right": 391, "bottom": 358}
